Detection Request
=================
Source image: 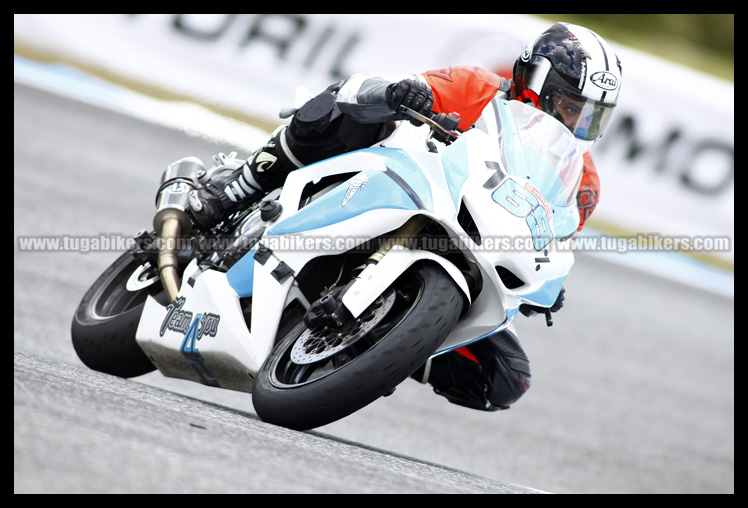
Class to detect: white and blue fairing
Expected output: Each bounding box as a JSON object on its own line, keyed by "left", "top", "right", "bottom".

{"left": 229, "top": 99, "right": 580, "bottom": 347}
{"left": 266, "top": 147, "right": 435, "bottom": 235}
{"left": 136, "top": 98, "right": 583, "bottom": 389}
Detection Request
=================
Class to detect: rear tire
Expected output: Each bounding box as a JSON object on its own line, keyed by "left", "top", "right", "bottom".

{"left": 252, "top": 263, "right": 464, "bottom": 430}
{"left": 71, "top": 251, "right": 162, "bottom": 378}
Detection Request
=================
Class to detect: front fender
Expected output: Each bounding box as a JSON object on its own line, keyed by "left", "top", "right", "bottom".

{"left": 341, "top": 245, "right": 471, "bottom": 318}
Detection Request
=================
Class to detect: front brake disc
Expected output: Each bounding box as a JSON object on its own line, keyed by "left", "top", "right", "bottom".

{"left": 290, "top": 289, "right": 396, "bottom": 365}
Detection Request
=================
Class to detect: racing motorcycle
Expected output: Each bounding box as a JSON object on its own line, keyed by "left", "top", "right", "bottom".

{"left": 71, "top": 96, "right": 584, "bottom": 431}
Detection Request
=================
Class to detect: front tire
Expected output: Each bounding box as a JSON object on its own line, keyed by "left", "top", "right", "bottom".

{"left": 252, "top": 263, "right": 464, "bottom": 430}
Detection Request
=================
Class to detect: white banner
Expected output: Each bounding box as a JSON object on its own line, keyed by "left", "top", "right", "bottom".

{"left": 14, "top": 14, "right": 733, "bottom": 265}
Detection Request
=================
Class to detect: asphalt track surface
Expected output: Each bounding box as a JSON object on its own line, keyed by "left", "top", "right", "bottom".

{"left": 14, "top": 81, "right": 734, "bottom": 493}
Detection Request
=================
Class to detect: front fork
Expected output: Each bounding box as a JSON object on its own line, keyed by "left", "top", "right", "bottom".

{"left": 306, "top": 216, "right": 472, "bottom": 328}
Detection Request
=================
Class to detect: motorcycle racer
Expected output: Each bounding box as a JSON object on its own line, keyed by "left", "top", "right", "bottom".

{"left": 188, "top": 22, "right": 622, "bottom": 411}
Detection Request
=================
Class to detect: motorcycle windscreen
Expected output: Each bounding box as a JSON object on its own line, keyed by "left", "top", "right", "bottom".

{"left": 496, "top": 99, "right": 586, "bottom": 208}
{"left": 493, "top": 99, "right": 585, "bottom": 244}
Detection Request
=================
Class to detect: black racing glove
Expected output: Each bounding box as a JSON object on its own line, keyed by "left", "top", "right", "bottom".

{"left": 385, "top": 79, "right": 434, "bottom": 126}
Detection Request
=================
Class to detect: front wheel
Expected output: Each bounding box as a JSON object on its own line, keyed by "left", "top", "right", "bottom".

{"left": 252, "top": 263, "right": 464, "bottom": 430}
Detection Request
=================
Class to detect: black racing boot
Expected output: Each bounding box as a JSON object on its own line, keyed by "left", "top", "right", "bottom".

{"left": 188, "top": 90, "right": 383, "bottom": 230}
{"left": 188, "top": 126, "right": 301, "bottom": 230}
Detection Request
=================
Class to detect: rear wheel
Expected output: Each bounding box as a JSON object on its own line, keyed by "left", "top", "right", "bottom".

{"left": 71, "top": 251, "right": 163, "bottom": 378}
{"left": 252, "top": 263, "right": 464, "bottom": 430}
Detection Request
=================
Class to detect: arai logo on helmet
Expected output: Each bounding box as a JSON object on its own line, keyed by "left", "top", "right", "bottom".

{"left": 590, "top": 71, "right": 619, "bottom": 91}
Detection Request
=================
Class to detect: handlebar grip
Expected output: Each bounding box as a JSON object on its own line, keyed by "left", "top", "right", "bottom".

{"left": 430, "top": 112, "right": 460, "bottom": 132}
{"left": 399, "top": 106, "right": 460, "bottom": 144}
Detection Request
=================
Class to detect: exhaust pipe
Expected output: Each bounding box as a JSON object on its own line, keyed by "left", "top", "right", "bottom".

{"left": 153, "top": 158, "right": 203, "bottom": 302}
{"left": 154, "top": 209, "right": 191, "bottom": 303}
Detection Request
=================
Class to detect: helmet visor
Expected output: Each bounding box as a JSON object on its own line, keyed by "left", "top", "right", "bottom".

{"left": 548, "top": 91, "right": 615, "bottom": 142}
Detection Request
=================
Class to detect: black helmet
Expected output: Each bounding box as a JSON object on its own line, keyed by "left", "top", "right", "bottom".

{"left": 512, "top": 22, "right": 622, "bottom": 143}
